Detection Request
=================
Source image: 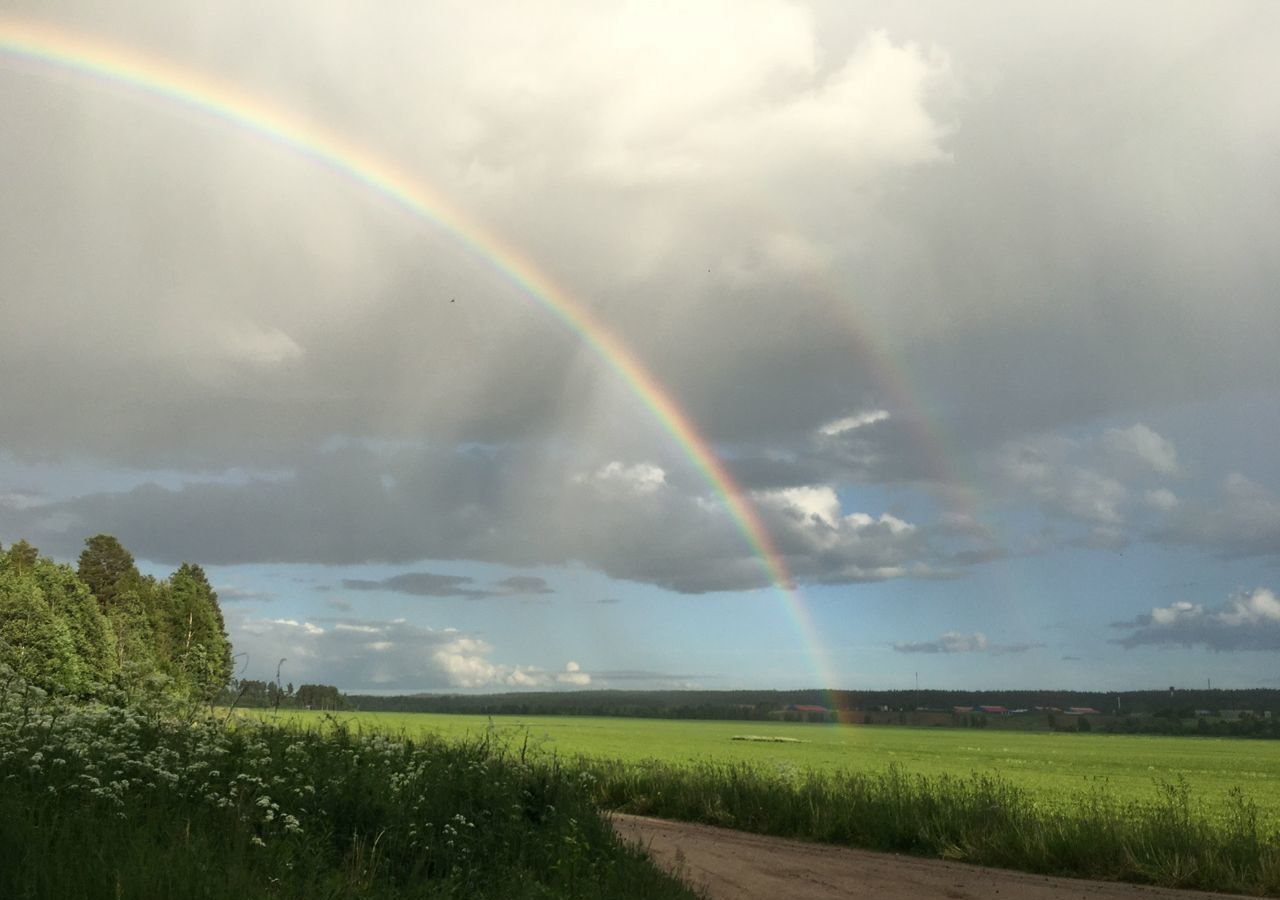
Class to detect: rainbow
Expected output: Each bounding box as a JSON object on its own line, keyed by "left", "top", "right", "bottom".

{"left": 0, "top": 17, "right": 847, "bottom": 702}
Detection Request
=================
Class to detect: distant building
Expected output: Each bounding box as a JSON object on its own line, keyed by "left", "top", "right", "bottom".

{"left": 977, "top": 705, "right": 1009, "bottom": 715}
{"left": 1066, "top": 706, "right": 1100, "bottom": 715}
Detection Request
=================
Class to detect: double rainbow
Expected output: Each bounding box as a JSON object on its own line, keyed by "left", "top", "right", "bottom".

{"left": 1, "top": 16, "right": 846, "bottom": 700}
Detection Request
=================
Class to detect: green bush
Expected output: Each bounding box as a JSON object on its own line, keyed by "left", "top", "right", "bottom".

{"left": 0, "top": 677, "right": 698, "bottom": 900}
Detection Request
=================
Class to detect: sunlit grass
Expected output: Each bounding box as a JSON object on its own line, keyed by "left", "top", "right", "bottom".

{"left": 241, "top": 708, "right": 1280, "bottom": 823}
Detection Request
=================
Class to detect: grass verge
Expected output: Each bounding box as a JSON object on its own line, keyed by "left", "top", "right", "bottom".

{"left": 589, "top": 758, "right": 1280, "bottom": 895}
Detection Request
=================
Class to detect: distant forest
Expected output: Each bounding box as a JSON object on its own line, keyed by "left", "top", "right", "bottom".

{"left": 0, "top": 536, "right": 232, "bottom": 702}
{"left": 350, "top": 687, "right": 1280, "bottom": 724}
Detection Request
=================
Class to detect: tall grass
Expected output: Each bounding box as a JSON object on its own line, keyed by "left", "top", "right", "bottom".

{"left": 589, "top": 758, "right": 1280, "bottom": 895}
{"left": 0, "top": 679, "right": 698, "bottom": 900}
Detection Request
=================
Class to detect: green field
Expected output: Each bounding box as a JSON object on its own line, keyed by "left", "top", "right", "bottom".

{"left": 252, "top": 709, "right": 1280, "bottom": 820}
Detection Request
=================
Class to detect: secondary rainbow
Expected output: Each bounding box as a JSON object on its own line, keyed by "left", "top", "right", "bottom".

{"left": 0, "top": 17, "right": 845, "bottom": 702}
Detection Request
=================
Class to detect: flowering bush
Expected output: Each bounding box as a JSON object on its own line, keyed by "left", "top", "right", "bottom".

{"left": 0, "top": 669, "right": 696, "bottom": 899}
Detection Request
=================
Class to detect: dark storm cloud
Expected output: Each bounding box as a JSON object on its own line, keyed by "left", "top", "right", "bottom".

{"left": 341, "top": 571, "right": 553, "bottom": 599}
{"left": 719, "top": 413, "right": 956, "bottom": 490}
{"left": 894, "top": 631, "right": 1045, "bottom": 655}
{"left": 1150, "top": 475, "right": 1280, "bottom": 560}
{"left": 493, "top": 576, "right": 554, "bottom": 595}
{"left": 7, "top": 443, "right": 978, "bottom": 593}
{"left": 2, "top": 1, "right": 1279, "bottom": 598}
{"left": 591, "top": 670, "right": 712, "bottom": 683}
{"left": 343, "top": 573, "right": 490, "bottom": 599}
{"left": 213, "top": 585, "right": 275, "bottom": 603}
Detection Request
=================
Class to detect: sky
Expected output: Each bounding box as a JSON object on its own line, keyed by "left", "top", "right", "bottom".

{"left": 2, "top": 1, "right": 1279, "bottom": 694}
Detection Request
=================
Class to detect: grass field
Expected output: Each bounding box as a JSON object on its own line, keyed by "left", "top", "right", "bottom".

{"left": 251, "top": 709, "right": 1280, "bottom": 821}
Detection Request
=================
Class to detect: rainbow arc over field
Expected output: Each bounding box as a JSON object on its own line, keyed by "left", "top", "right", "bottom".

{"left": 0, "top": 17, "right": 848, "bottom": 706}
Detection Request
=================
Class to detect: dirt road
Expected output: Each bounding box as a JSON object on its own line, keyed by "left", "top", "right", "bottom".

{"left": 613, "top": 814, "right": 1243, "bottom": 900}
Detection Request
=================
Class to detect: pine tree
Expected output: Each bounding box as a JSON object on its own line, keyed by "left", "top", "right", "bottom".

{"left": 77, "top": 534, "right": 140, "bottom": 610}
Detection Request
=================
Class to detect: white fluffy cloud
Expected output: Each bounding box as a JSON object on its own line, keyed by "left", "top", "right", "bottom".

{"left": 1101, "top": 424, "right": 1179, "bottom": 477}
{"left": 752, "top": 485, "right": 929, "bottom": 582}
{"left": 574, "top": 461, "right": 667, "bottom": 497}
{"left": 819, "top": 410, "right": 891, "bottom": 437}
{"left": 1113, "top": 588, "right": 1280, "bottom": 651}
{"left": 230, "top": 613, "right": 589, "bottom": 691}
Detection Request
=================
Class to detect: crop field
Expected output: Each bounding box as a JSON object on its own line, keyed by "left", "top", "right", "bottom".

{"left": 252, "top": 709, "right": 1280, "bottom": 821}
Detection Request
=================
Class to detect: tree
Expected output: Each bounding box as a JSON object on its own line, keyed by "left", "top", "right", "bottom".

{"left": 296, "top": 684, "right": 346, "bottom": 711}
{"left": 0, "top": 566, "right": 81, "bottom": 693}
{"left": 169, "top": 563, "right": 233, "bottom": 700}
{"left": 106, "top": 584, "right": 160, "bottom": 697}
{"left": 5, "top": 540, "right": 39, "bottom": 576}
{"left": 4, "top": 535, "right": 235, "bottom": 704}
{"left": 31, "top": 557, "right": 118, "bottom": 689}
{"left": 77, "top": 535, "right": 139, "bottom": 610}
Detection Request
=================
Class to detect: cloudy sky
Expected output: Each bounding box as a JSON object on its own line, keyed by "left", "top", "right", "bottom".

{"left": 3, "top": 1, "right": 1279, "bottom": 693}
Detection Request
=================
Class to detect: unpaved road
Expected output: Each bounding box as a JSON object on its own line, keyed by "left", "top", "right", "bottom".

{"left": 613, "top": 814, "right": 1243, "bottom": 900}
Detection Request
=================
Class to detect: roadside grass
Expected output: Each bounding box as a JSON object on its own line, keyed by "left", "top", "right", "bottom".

{"left": 589, "top": 758, "right": 1280, "bottom": 895}
{"left": 0, "top": 686, "right": 699, "bottom": 900}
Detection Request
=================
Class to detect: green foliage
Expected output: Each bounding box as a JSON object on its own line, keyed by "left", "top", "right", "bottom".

{"left": 1, "top": 536, "right": 233, "bottom": 704}
{"left": 169, "top": 563, "right": 233, "bottom": 700}
{"left": 4, "top": 539, "right": 38, "bottom": 576}
{"left": 0, "top": 680, "right": 698, "bottom": 900}
{"left": 31, "top": 556, "right": 119, "bottom": 689}
{"left": 106, "top": 584, "right": 162, "bottom": 698}
{"left": 295, "top": 683, "right": 346, "bottom": 710}
{"left": 77, "top": 533, "right": 139, "bottom": 610}
{"left": 0, "top": 567, "right": 80, "bottom": 692}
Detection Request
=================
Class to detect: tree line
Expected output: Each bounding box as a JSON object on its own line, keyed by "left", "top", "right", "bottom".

{"left": 349, "top": 687, "right": 1280, "bottom": 721}
{"left": 0, "top": 535, "right": 232, "bottom": 702}
{"left": 220, "top": 679, "right": 349, "bottom": 711}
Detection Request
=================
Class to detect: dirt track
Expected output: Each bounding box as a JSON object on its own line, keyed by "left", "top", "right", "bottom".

{"left": 613, "top": 814, "right": 1243, "bottom": 900}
